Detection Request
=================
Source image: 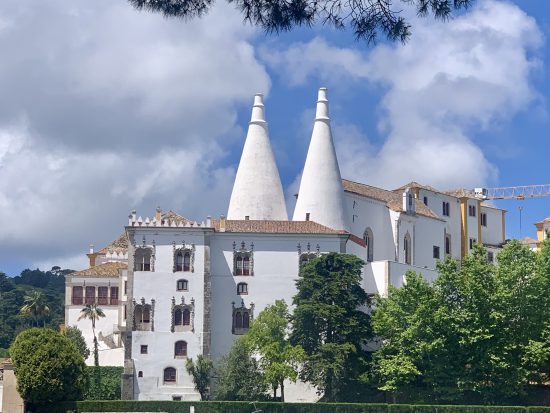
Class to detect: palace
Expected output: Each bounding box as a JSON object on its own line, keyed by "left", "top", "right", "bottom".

{"left": 64, "top": 88, "right": 506, "bottom": 401}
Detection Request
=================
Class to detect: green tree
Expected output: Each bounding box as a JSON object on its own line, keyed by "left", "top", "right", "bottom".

{"left": 244, "top": 300, "right": 304, "bottom": 401}
{"left": 64, "top": 326, "right": 90, "bottom": 360}
{"left": 186, "top": 355, "right": 214, "bottom": 400}
{"left": 213, "top": 337, "right": 267, "bottom": 400}
{"left": 20, "top": 290, "right": 51, "bottom": 327}
{"left": 78, "top": 303, "right": 106, "bottom": 367}
{"left": 9, "top": 328, "right": 88, "bottom": 406}
{"left": 290, "top": 252, "right": 372, "bottom": 401}
{"left": 129, "top": 0, "right": 474, "bottom": 44}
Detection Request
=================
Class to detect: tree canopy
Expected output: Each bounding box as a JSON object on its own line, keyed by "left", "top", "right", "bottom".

{"left": 9, "top": 328, "right": 88, "bottom": 406}
{"left": 371, "top": 241, "right": 550, "bottom": 404}
{"left": 244, "top": 299, "right": 304, "bottom": 401}
{"left": 290, "top": 252, "right": 372, "bottom": 401}
{"left": 129, "top": 0, "right": 474, "bottom": 43}
{"left": 186, "top": 355, "right": 214, "bottom": 400}
{"left": 213, "top": 337, "right": 268, "bottom": 400}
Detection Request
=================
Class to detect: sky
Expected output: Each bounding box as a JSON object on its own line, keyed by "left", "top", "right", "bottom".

{"left": 0, "top": 0, "right": 549, "bottom": 275}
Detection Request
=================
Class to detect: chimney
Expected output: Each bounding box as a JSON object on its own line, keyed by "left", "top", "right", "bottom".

{"left": 206, "top": 216, "right": 212, "bottom": 227}
{"left": 89, "top": 244, "right": 94, "bottom": 254}
{"left": 403, "top": 188, "right": 416, "bottom": 215}
{"left": 292, "top": 88, "right": 348, "bottom": 231}
{"left": 220, "top": 215, "right": 226, "bottom": 232}
{"left": 155, "top": 206, "right": 161, "bottom": 221}
{"left": 227, "top": 93, "right": 288, "bottom": 221}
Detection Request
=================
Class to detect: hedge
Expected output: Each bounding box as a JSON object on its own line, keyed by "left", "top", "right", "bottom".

{"left": 44, "top": 401, "right": 550, "bottom": 413}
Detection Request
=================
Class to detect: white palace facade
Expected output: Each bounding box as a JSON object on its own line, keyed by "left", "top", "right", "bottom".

{"left": 64, "top": 89, "right": 507, "bottom": 401}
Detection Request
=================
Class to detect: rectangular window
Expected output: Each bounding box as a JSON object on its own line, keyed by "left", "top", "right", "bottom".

{"left": 442, "top": 201, "right": 450, "bottom": 217}
{"left": 140, "top": 345, "right": 148, "bottom": 354}
{"left": 423, "top": 196, "right": 428, "bottom": 206}
{"left": 110, "top": 287, "right": 119, "bottom": 305}
{"left": 98, "top": 287, "right": 109, "bottom": 305}
{"left": 445, "top": 236, "right": 451, "bottom": 255}
{"left": 433, "top": 246, "right": 440, "bottom": 259}
{"left": 124, "top": 305, "right": 127, "bottom": 320}
{"left": 469, "top": 238, "right": 476, "bottom": 250}
{"left": 468, "top": 204, "right": 476, "bottom": 217}
{"left": 72, "top": 286, "right": 83, "bottom": 305}
{"left": 85, "top": 286, "right": 96, "bottom": 304}
{"left": 177, "top": 279, "right": 188, "bottom": 291}
{"left": 124, "top": 280, "right": 127, "bottom": 295}
{"left": 481, "top": 212, "right": 487, "bottom": 227}
{"left": 487, "top": 251, "right": 494, "bottom": 263}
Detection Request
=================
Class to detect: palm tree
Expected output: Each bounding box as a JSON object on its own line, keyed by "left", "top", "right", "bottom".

{"left": 78, "top": 303, "right": 106, "bottom": 367}
{"left": 20, "top": 290, "right": 50, "bottom": 327}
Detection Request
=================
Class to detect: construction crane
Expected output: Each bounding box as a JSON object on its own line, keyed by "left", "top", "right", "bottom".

{"left": 474, "top": 184, "right": 550, "bottom": 200}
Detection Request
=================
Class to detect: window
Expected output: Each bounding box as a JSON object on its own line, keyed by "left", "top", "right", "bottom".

{"left": 124, "top": 281, "right": 128, "bottom": 295}
{"left": 445, "top": 234, "right": 451, "bottom": 256}
{"left": 110, "top": 286, "right": 119, "bottom": 305}
{"left": 72, "top": 286, "right": 83, "bottom": 305}
{"left": 468, "top": 204, "right": 476, "bottom": 217}
{"left": 237, "top": 282, "right": 248, "bottom": 295}
{"left": 423, "top": 196, "right": 428, "bottom": 206}
{"left": 124, "top": 305, "right": 127, "bottom": 320}
{"left": 404, "top": 233, "right": 412, "bottom": 265}
{"left": 232, "top": 301, "right": 254, "bottom": 335}
{"left": 299, "top": 252, "right": 317, "bottom": 267}
{"left": 481, "top": 212, "right": 487, "bottom": 227}
{"left": 173, "top": 307, "right": 191, "bottom": 332}
{"left": 174, "top": 249, "right": 193, "bottom": 272}
{"left": 235, "top": 254, "right": 251, "bottom": 275}
{"left": 140, "top": 345, "right": 148, "bottom": 354}
{"left": 433, "top": 246, "right": 440, "bottom": 259}
{"left": 134, "top": 247, "right": 152, "bottom": 271}
{"left": 85, "top": 286, "right": 96, "bottom": 304}
{"left": 363, "top": 228, "right": 374, "bottom": 262}
{"left": 134, "top": 304, "right": 152, "bottom": 331}
{"left": 138, "top": 371, "right": 143, "bottom": 378}
{"left": 469, "top": 238, "right": 476, "bottom": 250}
{"left": 487, "top": 251, "right": 494, "bottom": 263}
{"left": 163, "top": 367, "right": 176, "bottom": 383}
{"left": 442, "top": 201, "right": 450, "bottom": 217}
{"left": 98, "top": 287, "right": 108, "bottom": 305}
{"left": 172, "top": 396, "right": 182, "bottom": 401}
{"left": 176, "top": 279, "right": 188, "bottom": 291}
{"left": 174, "top": 341, "right": 187, "bottom": 358}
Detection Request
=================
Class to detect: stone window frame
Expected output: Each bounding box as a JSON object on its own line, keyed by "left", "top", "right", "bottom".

{"left": 171, "top": 296, "right": 195, "bottom": 333}
{"left": 176, "top": 279, "right": 189, "bottom": 292}
{"left": 131, "top": 298, "right": 155, "bottom": 332}
{"left": 236, "top": 282, "right": 248, "bottom": 295}
{"left": 363, "top": 228, "right": 374, "bottom": 262}
{"left": 134, "top": 238, "right": 156, "bottom": 272}
{"left": 233, "top": 241, "right": 254, "bottom": 276}
{"left": 173, "top": 242, "right": 195, "bottom": 273}
{"left": 232, "top": 299, "right": 254, "bottom": 335}
{"left": 297, "top": 242, "right": 320, "bottom": 267}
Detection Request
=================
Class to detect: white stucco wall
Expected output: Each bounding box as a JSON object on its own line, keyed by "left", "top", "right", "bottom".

{"left": 481, "top": 206, "right": 505, "bottom": 246}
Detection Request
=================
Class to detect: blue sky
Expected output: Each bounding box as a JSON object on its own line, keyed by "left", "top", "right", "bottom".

{"left": 0, "top": 0, "right": 549, "bottom": 275}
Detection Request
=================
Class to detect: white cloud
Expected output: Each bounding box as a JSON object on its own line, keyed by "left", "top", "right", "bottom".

{"left": 264, "top": 0, "right": 542, "bottom": 190}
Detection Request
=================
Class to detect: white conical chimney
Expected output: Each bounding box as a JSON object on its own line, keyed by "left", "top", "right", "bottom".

{"left": 227, "top": 94, "right": 288, "bottom": 221}
{"left": 293, "top": 88, "right": 348, "bottom": 231}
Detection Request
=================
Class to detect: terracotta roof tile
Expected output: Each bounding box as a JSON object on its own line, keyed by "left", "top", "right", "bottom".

{"left": 68, "top": 262, "right": 127, "bottom": 278}
{"left": 342, "top": 179, "right": 440, "bottom": 220}
{"left": 520, "top": 236, "right": 539, "bottom": 245}
{"left": 98, "top": 233, "right": 128, "bottom": 254}
{"left": 393, "top": 181, "right": 444, "bottom": 195}
{"left": 535, "top": 216, "right": 550, "bottom": 225}
{"left": 212, "top": 219, "right": 344, "bottom": 234}
{"left": 161, "top": 210, "right": 191, "bottom": 225}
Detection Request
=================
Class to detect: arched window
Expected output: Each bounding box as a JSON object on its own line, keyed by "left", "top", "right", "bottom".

{"left": 232, "top": 301, "right": 254, "bottom": 335}
{"left": 134, "top": 247, "right": 152, "bottom": 271}
{"left": 173, "top": 305, "right": 192, "bottom": 332}
{"left": 176, "top": 279, "right": 188, "bottom": 291}
{"left": 183, "top": 252, "right": 191, "bottom": 272}
{"left": 445, "top": 234, "right": 451, "bottom": 256}
{"left": 134, "top": 304, "right": 152, "bottom": 331}
{"left": 363, "top": 228, "right": 374, "bottom": 262}
{"left": 233, "top": 243, "right": 253, "bottom": 276}
{"left": 174, "top": 341, "right": 187, "bottom": 358}
{"left": 174, "top": 247, "right": 194, "bottom": 273}
{"left": 404, "top": 233, "right": 412, "bottom": 265}
{"left": 163, "top": 367, "right": 176, "bottom": 383}
{"left": 237, "top": 282, "right": 248, "bottom": 295}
